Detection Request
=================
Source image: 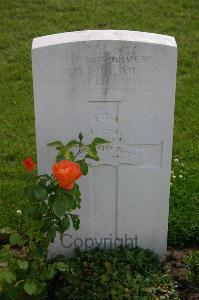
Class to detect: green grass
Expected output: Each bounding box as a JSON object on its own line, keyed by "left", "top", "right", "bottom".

{"left": 0, "top": 0, "right": 198, "bottom": 247}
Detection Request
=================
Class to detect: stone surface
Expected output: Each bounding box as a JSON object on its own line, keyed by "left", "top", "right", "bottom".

{"left": 32, "top": 30, "right": 177, "bottom": 260}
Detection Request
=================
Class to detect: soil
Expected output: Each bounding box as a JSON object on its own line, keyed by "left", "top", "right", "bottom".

{"left": 167, "top": 249, "right": 199, "bottom": 300}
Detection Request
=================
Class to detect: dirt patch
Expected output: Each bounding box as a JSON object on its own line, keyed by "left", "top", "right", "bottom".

{"left": 167, "top": 249, "right": 199, "bottom": 300}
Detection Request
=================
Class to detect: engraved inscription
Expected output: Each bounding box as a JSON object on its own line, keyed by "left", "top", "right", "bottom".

{"left": 91, "top": 109, "right": 145, "bottom": 165}
{"left": 66, "top": 55, "right": 139, "bottom": 84}
{"left": 59, "top": 42, "right": 165, "bottom": 101}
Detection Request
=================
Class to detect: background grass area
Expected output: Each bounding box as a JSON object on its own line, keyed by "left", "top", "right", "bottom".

{"left": 0, "top": 0, "right": 198, "bottom": 247}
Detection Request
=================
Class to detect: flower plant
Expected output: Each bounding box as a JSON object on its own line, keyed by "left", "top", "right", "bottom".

{"left": 0, "top": 133, "right": 109, "bottom": 298}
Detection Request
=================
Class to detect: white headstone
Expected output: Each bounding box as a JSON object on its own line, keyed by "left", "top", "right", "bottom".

{"left": 32, "top": 30, "right": 177, "bottom": 260}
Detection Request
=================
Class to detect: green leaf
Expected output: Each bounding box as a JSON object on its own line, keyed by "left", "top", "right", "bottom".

{"left": 66, "top": 196, "right": 76, "bottom": 211}
{"left": 33, "top": 186, "right": 48, "bottom": 201}
{"left": 77, "top": 159, "right": 88, "bottom": 175}
{"left": 56, "top": 154, "right": 65, "bottom": 163}
{"left": 39, "top": 202, "right": 48, "bottom": 214}
{"left": 24, "top": 280, "right": 37, "bottom": 295}
{"left": 70, "top": 214, "right": 80, "bottom": 230}
{"left": 9, "top": 233, "right": 23, "bottom": 246}
{"left": 73, "top": 184, "right": 81, "bottom": 198}
{"left": 34, "top": 245, "right": 46, "bottom": 259}
{"left": 53, "top": 196, "right": 67, "bottom": 218}
{"left": 47, "top": 227, "right": 57, "bottom": 243}
{"left": 58, "top": 147, "right": 66, "bottom": 157}
{"left": 66, "top": 151, "right": 75, "bottom": 161}
{"left": 47, "top": 140, "right": 63, "bottom": 147}
{"left": 65, "top": 140, "right": 80, "bottom": 151}
{"left": 0, "top": 227, "right": 14, "bottom": 235}
{"left": 29, "top": 241, "right": 36, "bottom": 252}
{"left": 17, "top": 260, "right": 28, "bottom": 270}
{"left": 55, "top": 145, "right": 64, "bottom": 151}
{"left": 92, "top": 137, "right": 110, "bottom": 146}
{"left": 55, "top": 262, "right": 69, "bottom": 272}
{"left": 0, "top": 270, "right": 16, "bottom": 284}
{"left": 0, "top": 245, "right": 10, "bottom": 259}
{"left": 59, "top": 217, "right": 70, "bottom": 234}
{"left": 85, "top": 145, "right": 99, "bottom": 161}
{"left": 40, "top": 220, "right": 53, "bottom": 233}
{"left": 41, "top": 265, "right": 56, "bottom": 281}
{"left": 76, "top": 197, "right": 81, "bottom": 209}
{"left": 46, "top": 265, "right": 56, "bottom": 280}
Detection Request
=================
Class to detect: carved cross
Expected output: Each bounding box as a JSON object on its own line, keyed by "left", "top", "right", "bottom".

{"left": 88, "top": 102, "right": 162, "bottom": 239}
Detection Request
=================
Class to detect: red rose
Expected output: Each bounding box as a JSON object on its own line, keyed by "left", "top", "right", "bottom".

{"left": 52, "top": 160, "right": 82, "bottom": 190}
{"left": 23, "top": 157, "right": 36, "bottom": 172}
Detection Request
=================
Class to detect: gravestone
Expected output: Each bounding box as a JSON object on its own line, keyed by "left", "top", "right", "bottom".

{"left": 32, "top": 30, "right": 177, "bottom": 260}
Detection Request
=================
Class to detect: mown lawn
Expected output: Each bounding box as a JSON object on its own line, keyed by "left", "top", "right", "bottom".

{"left": 0, "top": 0, "right": 198, "bottom": 247}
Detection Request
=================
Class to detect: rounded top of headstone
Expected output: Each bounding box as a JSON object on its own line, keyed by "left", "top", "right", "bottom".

{"left": 32, "top": 30, "right": 177, "bottom": 49}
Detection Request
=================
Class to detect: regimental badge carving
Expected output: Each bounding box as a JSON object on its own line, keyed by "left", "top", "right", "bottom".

{"left": 91, "top": 109, "right": 145, "bottom": 166}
